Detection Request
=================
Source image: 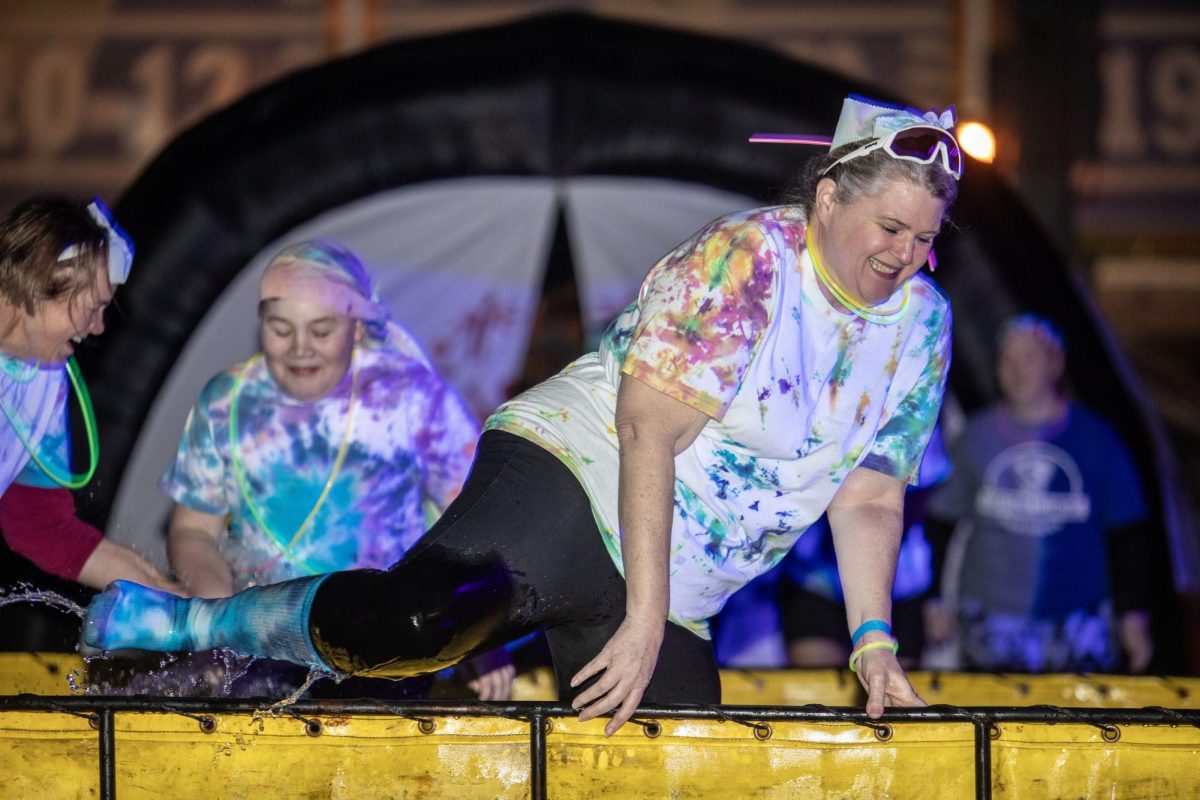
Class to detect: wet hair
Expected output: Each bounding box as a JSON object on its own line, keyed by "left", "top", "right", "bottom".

{"left": 783, "top": 138, "right": 960, "bottom": 221}
{"left": 0, "top": 196, "right": 107, "bottom": 316}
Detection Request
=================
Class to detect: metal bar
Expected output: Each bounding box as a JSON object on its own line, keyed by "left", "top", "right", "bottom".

{"left": 98, "top": 707, "right": 116, "bottom": 800}
{"left": 3, "top": 695, "right": 1198, "bottom": 726}
{"left": 529, "top": 707, "right": 547, "bottom": 800}
{"left": 973, "top": 716, "right": 991, "bottom": 800}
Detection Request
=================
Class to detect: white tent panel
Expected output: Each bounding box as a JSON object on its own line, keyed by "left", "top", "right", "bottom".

{"left": 563, "top": 177, "right": 756, "bottom": 339}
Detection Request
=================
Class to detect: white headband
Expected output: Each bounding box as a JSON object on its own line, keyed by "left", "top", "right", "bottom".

{"left": 56, "top": 197, "right": 134, "bottom": 285}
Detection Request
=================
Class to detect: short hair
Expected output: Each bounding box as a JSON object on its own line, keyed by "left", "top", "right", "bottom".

{"left": 999, "top": 313, "right": 1065, "bottom": 355}
{"left": 784, "top": 139, "right": 960, "bottom": 221}
{"left": 0, "top": 196, "right": 107, "bottom": 315}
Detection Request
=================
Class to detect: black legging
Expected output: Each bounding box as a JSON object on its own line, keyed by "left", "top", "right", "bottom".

{"left": 309, "top": 430, "right": 720, "bottom": 705}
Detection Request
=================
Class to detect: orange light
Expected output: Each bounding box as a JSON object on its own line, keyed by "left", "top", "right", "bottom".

{"left": 958, "top": 121, "right": 996, "bottom": 163}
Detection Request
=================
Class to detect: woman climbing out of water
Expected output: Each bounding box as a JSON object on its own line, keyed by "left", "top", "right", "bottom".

{"left": 87, "top": 93, "right": 962, "bottom": 733}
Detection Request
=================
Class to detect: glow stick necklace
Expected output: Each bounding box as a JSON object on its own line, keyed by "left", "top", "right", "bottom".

{"left": 0, "top": 355, "right": 99, "bottom": 489}
{"left": 805, "top": 224, "right": 910, "bottom": 325}
{"left": 228, "top": 353, "right": 358, "bottom": 573}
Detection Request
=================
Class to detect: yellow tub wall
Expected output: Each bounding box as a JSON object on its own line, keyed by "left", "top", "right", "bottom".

{"left": 3, "top": 654, "right": 1198, "bottom": 710}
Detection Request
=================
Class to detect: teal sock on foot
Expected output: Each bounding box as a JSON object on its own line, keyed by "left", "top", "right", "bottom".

{"left": 84, "top": 577, "right": 333, "bottom": 671}
{"left": 83, "top": 580, "right": 191, "bottom": 651}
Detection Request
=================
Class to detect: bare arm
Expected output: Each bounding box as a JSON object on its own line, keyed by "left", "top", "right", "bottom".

{"left": 78, "top": 538, "right": 187, "bottom": 595}
{"left": 0, "top": 483, "right": 184, "bottom": 594}
{"left": 571, "top": 374, "right": 710, "bottom": 736}
{"left": 827, "top": 466, "right": 924, "bottom": 717}
{"left": 166, "top": 504, "right": 233, "bottom": 598}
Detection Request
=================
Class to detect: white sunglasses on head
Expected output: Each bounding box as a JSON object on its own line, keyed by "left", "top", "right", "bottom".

{"left": 820, "top": 125, "right": 963, "bottom": 180}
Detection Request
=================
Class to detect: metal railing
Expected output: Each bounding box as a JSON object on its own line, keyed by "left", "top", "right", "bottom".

{"left": 3, "top": 695, "right": 1198, "bottom": 800}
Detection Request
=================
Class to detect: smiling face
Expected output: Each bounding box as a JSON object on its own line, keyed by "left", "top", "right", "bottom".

{"left": 260, "top": 298, "right": 362, "bottom": 402}
{"left": 812, "top": 176, "right": 946, "bottom": 307}
{"left": 6, "top": 259, "right": 114, "bottom": 364}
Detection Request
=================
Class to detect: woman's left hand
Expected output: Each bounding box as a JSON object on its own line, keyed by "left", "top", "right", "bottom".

{"left": 854, "top": 644, "right": 925, "bottom": 718}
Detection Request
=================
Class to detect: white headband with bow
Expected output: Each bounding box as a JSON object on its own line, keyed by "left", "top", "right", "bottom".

{"left": 830, "top": 94, "right": 957, "bottom": 149}
{"left": 56, "top": 196, "right": 134, "bottom": 285}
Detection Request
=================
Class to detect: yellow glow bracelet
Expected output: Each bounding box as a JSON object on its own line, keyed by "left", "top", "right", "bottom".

{"left": 849, "top": 639, "right": 900, "bottom": 673}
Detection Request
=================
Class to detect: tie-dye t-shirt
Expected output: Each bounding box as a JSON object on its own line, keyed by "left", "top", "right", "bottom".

{"left": 0, "top": 358, "right": 72, "bottom": 491}
{"left": 161, "top": 341, "right": 479, "bottom": 590}
{"left": 487, "top": 205, "right": 951, "bottom": 636}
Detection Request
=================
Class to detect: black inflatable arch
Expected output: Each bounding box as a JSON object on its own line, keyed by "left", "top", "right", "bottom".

{"left": 77, "top": 12, "right": 1188, "bottom": 664}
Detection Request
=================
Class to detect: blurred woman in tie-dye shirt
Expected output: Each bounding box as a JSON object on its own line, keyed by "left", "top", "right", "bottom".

{"left": 162, "top": 240, "right": 478, "bottom": 596}
{"left": 155, "top": 241, "right": 517, "bottom": 699}
{"left": 86, "top": 95, "right": 960, "bottom": 732}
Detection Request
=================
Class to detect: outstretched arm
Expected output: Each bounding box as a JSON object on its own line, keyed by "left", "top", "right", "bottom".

{"left": 828, "top": 466, "right": 925, "bottom": 717}
{"left": 570, "top": 375, "right": 709, "bottom": 736}
{"left": 0, "top": 483, "right": 183, "bottom": 593}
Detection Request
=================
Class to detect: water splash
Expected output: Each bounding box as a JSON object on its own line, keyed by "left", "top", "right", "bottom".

{"left": 254, "top": 667, "right": 337, "bottom": 720}
{"left": 1, "top": 584, "right": 339, "bottom": 712}
{"left": 216, "top": 650, "right": 258, "bottom": 696}
{"left": 0, "top": 586, "right": 86, "bottom": 618}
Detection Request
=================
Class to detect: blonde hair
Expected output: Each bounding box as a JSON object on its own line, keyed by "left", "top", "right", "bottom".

{"left": 0, "top": 196, "right": 107, "bottom": 315}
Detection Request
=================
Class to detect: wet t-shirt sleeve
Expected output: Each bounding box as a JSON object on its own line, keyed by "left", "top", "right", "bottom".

{"left": 861, "top": 299, "right": 953, "bottom": 484}
{"left": 620, "top": 220, "right": 777, "bottom": 420}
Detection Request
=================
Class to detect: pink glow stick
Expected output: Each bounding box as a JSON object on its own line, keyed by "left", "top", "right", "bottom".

{"left": 748, "top": 133, "right": 834, "bottom": 145}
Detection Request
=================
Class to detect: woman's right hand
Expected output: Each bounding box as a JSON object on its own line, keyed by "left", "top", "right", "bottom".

{"left": 569, "top": 615, "right": 665, "bottom": 736}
